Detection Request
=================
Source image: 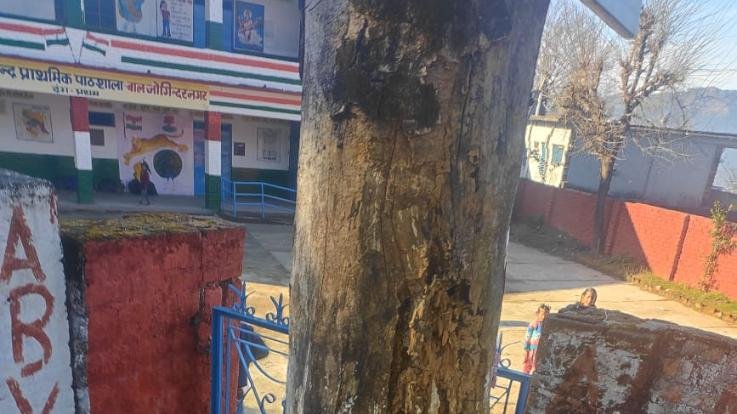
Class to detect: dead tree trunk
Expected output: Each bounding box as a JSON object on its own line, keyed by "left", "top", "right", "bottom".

{"left": 287, "top": 1, "right": 550, "bottom": 413}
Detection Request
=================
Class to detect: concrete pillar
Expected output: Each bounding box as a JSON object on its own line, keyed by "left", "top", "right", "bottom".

{"left": 0, "top": 170, "right": 77, "bottom": 413}
{"left": 205, "top": 0, "right": 224, "bottom": 50}
{"left": 60, "top": 214, "right": 244, "bottom": 413}
{"left": 70, "top": 97, "right": 93, "bottom": 204}
{"left": 204, "top": 112, "right": 222, "bottom": 210}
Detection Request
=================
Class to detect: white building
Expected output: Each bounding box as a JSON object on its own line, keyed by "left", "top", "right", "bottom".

{"left": 522, "top": 115, "right": 737, "bottom": 212}
{"left": 0, "top": 0, "right": 302, "bottom": 208}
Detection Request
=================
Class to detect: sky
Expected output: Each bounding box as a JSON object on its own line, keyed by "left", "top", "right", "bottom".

{"left": 691, "top": 1, "right": 737, "bottom": 90}
{"left": 569, "top": 0, "right": 737, "bottom": 90}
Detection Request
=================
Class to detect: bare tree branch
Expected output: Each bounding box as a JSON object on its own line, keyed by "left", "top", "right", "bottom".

{"left": 533, "top": 0, "right": 728, "bottom": 252}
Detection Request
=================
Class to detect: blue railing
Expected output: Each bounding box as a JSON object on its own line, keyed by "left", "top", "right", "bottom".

{"left": 211, "top": 285, "right": 531, "bottom": 414}
{"left": 490, "top": 334, "right": 532, "bottom": 414}
{"left": 211, "top": 284, "right": 289, "bottom": 414}
{"left": 490, "top": 367, "right": 532, "bottom": 414}
{"left": 221, "top": 179, "right": 296, "bottom": 219}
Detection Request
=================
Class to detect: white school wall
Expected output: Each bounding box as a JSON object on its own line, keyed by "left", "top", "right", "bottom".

{"left": 0, "top": 92, "right": 292, "bottom": 183}
{"left": 0, "top": 92, "right": 74, "bottom": 157}
{"left": 227, "top": 114, "right": 291, "bottom": 171}
{"left": 0, "top": 92, "right": 120, "bottom": 160}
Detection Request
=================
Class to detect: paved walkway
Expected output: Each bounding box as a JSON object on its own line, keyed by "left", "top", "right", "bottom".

{"left": 58, "top": 191, "right": 213, "bottom": 215}
{"left": 236, "top": 223, "right": 737, "bottom": 412}
{"left": 240, "top": 223, "right": 737, "bottom": 358}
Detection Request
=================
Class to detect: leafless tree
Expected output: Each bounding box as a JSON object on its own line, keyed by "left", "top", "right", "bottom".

{"left": 540, "top": 0, "right": 723, "bottom": 252}
{"left": 532, "top": 3, "right": 566, "bottom": 116}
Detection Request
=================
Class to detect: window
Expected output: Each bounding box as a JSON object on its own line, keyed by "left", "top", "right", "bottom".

{"left": 84, "top": 0, "right": 116, "bottom": 30}
{"left": 89, "top": 112, "right": 116, "bottom": 127}
{"left": 536, "top": 142, "right": 548, "bottom": 162}
{"left": 90, "top": 128, "right": 105, "bottom": 146}
{"left": 551, "top": 144, "right": 565, "bottom": 166}
{"left": 257, "top": 128, "right": 281, "bottom": 162}
{"left": 712, "top": 148, "right": 737, "bottom": 194}
{"left": 536, "top": 142, "right": 548, "bottom": 176}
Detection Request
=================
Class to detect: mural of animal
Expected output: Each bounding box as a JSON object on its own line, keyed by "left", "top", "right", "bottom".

{"left": 123, "top": 132, "right": 188, "bottom": 165}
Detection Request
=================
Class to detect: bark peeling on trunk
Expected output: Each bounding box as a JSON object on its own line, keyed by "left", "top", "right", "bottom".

{"left": 287, "top": 1, "right": 550, "bottom": 413}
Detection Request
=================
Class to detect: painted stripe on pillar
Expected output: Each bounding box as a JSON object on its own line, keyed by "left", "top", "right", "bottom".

{"left": 70, "top": 97, "right": 89, "bottom": 132}
{"left": 205, "top": 111, "right": 221, "bottom": 141}
{"left": 74, "top": 131, "right": 92, "bottom": 171}
{"left": 205, "top": 140, "right": 222, "bottom": 176}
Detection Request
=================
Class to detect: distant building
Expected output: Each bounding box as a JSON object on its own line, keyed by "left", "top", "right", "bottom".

{"left": 522, "top": 115, "right": 737, "bottom": 212}
{"left": 0, "top": 0, "right": 301, "bottom": 207}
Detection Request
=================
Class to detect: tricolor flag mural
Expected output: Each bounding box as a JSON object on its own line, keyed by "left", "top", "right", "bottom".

{"left": 44, "top": 28, "right": 69, "bottom": 47}
{"left": 81, "top": 32, "right": 110, "bottom": 56}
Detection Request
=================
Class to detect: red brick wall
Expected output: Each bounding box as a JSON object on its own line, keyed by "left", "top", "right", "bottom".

{"left": 515, "top": 179, "right": 737, "bottom": 300}
{"left": 513, "top": 180, "right": 555, "bottom": 221}
{"left": 606, "top": 202, "right": 688, "bottom": 278}
{"left": 671, "top": 216, "right": 711, "bottom": 287}
{"left": 547, "top": 188, "right": 597, "bottom": 246}
{"left": 67, "top": 226, "right": 244, "bottom": 414}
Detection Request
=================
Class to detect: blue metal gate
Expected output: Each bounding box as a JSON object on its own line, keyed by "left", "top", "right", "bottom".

{"left": 211, "top": 285, "right": 289, "bottom": 414}
{"left": 210, "top": 284, "right": 532, "bottom": 414}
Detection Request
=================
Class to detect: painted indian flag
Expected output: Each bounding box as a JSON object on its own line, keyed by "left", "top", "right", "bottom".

{"left": 44, "top": 27, "right": 69, "bottom": 47}
{"left": 82, "top": 32, "right": 110, "bottom": 56}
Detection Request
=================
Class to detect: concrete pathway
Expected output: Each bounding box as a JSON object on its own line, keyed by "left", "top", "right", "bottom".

{"left": 500, "top": 243, "right": 737, "bottom": 370}
{"left": 237, "top": 224, "right": 737, "bottom": 412}
{"left": 243, "top": 223, "right": 293, "bottom": 286}
{"left": 240, "top": 224, "right": 737, "bottom": 359}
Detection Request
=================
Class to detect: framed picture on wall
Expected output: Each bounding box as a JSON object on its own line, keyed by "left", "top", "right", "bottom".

{"left": 115, "top": 0, "right": 194, "bottom": 42}
{"left": 233, "top": 142, "right": 246, "bottom": 156}
{"left": 13, "top": 103, "right": 53, "bottom": 143}
{"left": 257, "top": 127, "right": 280, "bottom": 162}
{"left": 233, "top": 1, "right": 265, "bottom": 53}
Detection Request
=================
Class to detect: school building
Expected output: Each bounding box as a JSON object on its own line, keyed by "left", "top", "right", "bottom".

{"left": 0, "top": 0, "right": 301, "bottom": 208}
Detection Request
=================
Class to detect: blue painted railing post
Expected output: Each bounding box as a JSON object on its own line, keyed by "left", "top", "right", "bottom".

{"left": 515, "top": 373, "right": 531, "bottom": 414}
{"left": 225, "top": 323, "right": 232, "bottom": 414}
{"left": 211, "top": 309, "right": 224, "bottom": 414}
{"left": 260, "top": 183, "right": 265, "bottom": 219}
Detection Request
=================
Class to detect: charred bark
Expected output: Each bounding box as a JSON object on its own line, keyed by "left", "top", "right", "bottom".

{"left": 287, "top": 1, "right": 550, "bottom": 413}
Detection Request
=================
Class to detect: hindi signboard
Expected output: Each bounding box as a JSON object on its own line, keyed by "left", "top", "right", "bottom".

{"left": 0, "top": 57, "right": 208, "bottom": 110}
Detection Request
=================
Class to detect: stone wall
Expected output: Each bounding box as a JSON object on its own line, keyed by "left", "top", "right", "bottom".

{"left": 0, "top": 169, "right": 76, "bottom": 413}
{"left": 60, "top": 214, "right": 245, "bottom": 414}
{"left": 528, "top": 309, "right": 737, "bottom": 413}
